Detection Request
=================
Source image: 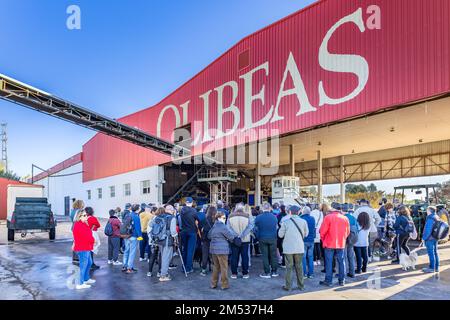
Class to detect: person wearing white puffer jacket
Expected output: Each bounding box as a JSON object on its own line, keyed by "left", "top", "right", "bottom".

{"left": 310, "top": 204, "right": 325, "bottom": 266}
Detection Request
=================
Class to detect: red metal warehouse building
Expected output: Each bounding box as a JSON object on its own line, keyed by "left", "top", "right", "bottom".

{"left": 32, "top": 0, "right": 450, "bottom": 218}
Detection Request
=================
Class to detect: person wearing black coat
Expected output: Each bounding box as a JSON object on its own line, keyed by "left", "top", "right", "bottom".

{"left": 200, "top": 206, "right": 216, "bottom": 276}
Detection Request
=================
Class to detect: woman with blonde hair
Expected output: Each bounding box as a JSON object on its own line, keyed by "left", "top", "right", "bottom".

{"left": 70, "top": 199, "right": 85, "bottom": 264}
{"left": 72, "top": 209, "right": 95, "bottom": 289}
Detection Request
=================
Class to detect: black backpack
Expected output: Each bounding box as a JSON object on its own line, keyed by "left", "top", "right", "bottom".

{"left": 431, "top": 219, "right": 450, "bottom": 240}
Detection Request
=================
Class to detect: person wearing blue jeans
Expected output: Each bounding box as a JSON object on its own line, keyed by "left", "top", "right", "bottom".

{"left": 324, "top": 248, "right": 345, "bottom": 284}
{"left": 302, "top": 242, "right": 315, "bottom": 277}
{"left": 77, "top": 251, "right": 93, "bottom": 285}
{"left": 122, "top": 204, "right": 143, "bottom": 274}
{"left": 181, "top": 232, "right": 197, "bottom": 272}
{"left": 230, "top": 243, "right": 250, "bottom": 277}
{"left": 300, "top": 207, "right": 316, "bottom": 278}
{"left": 422, "top": 206, "right": 440, "bottom": 273}
{"left": 123, "top": 237, "right": 138, "bottom": 271}
{"left": 179, "top": 198, "right": 200, "bottom": 273}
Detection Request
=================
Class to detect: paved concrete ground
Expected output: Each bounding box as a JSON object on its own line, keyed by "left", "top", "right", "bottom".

{"left": 0, "top": 219, "right": 449, "bottom": 300}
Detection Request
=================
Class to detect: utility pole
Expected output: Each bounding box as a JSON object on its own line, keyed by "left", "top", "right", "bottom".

{"left": 1, "top": 123, "right": 7, "bottom": 172}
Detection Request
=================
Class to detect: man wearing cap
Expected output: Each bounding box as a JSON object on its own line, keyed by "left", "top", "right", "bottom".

{"left": 319, "top": 208, "right": 350, "bottom": 287}
{"left": 352, "top": 199, "right": 381, "bottom": 261}
{"left": 179, "top": 197, "right": 200, "bottom": 273}
{"left": 139, "top": 203, "right": 153, "bottom": 262}
{"left": 300, "top": 206, "right": 316, "bottom": 279}
{"left": 278, "top": 205, "right": 308, "bottom": 291}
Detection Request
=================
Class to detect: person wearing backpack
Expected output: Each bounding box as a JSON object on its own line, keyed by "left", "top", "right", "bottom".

{"left": 121, "top": 204, "right": 142, "bottom": 274}
{"left": 392, "top": 206, "right": 413, "bottom": 264}
{"left": 106, "top": 209, "right": 122, "bottom": 266}
{"left": 422, "top": 206, "right": 441, "bottom": 273}
{"left": 147, "top": 207, "right": 162, "bottom": 278}
{"left": 354, "top": 212, "right": 371, "bottom": 274}
{"left": 148, "top": 205, "right": 178, "bottom": 281}
{"left": 344, "top": 206, "right": 357, "bottom": 278}
{"left": 300, "top": 206, "right": 315, "bottom": 279}
{"left": 278, "top": 205, "right": 308, "bottom": 291}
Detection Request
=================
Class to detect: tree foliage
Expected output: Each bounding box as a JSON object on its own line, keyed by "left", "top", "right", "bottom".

{"left": 433, "top": 180, "right": 450, "bottom": 204}
{"left": 0, "top": 169, "right": 21, "bottom": 181}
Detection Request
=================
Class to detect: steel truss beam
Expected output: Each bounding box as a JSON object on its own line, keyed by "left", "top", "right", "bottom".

{"left": 280, "top": 152, "right": 450, "bottom": 186}
{"left": 0, "top": 74, "right": 189, "bottom": 157}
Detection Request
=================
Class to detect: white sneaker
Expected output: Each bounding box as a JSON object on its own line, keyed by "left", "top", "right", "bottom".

{"left": 107, "top": 260, "right": 113, "bottom": 265}
{"left": 157, "top": 272, "right": 161, "bottom": 277}
{"left": 84, "top": 279, "right": 96, "bottom": 285}
{"left": 317, "top": 261, "right": 321, "bottom": 266}
{"left": 76, "top": 284, "right": 91, "bottom": 290}
{"left": 139, "top": 258, "right": 145, "bottom": 262}
{"left": 313, "top": 261, "right": 318, "bottom": 266}
{"left": 113, "top": 261, "right": 122, "bottom": 266}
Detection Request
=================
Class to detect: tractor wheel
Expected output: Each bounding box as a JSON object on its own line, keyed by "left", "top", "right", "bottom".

{"left": 49, "top": 228, "right": 56, "bottom": 240}
{"left": 7, "top": 229, "right": 14, "bottom": 242}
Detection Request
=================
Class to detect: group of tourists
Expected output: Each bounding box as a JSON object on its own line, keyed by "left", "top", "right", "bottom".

{"left": 69, "top": 196, "right": 447, "bottom": 291}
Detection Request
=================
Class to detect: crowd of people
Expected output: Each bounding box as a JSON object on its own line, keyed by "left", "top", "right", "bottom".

{"left": 69, "top": 196, "right": 446, "bottom": 291}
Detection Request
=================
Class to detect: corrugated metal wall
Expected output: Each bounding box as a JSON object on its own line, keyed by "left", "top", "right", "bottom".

{"left": 83, "top": 0, "right": 450, "bottom": 182}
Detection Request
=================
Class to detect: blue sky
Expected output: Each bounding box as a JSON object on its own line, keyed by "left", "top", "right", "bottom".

{"left": 1, "top": 0, "right": 449, "bottom": 197}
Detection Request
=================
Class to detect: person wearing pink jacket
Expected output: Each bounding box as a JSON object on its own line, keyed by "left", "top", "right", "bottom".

{"left": 319, "top": 209, "right": 350, "bottom": 287}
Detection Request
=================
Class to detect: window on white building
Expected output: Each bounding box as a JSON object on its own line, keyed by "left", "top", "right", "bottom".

{"left": 98, "top": 188, "right": 102, "bottom": 199}
{"left": 87, "top": 190, "right": 91, "bottom": 200}
{"left": 141, "top": 180, "right": 151, "bottom": 195}
{"left": 110, "top": 186, "right": 115, "bottom": 198}
{"left": 124, "top": 183, "right": 131, "bottom": 196}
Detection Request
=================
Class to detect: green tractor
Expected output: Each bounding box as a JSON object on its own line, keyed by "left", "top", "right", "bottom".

{"left": 393, "top": 184, "right": 449, "bottom": 242}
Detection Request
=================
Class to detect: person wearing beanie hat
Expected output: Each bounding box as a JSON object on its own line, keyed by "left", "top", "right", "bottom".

{"left": 300, "top": 206, "right": 316, "bottom": 278}
{"left": 278, "top": 205, "right": 309, "bottom": 291}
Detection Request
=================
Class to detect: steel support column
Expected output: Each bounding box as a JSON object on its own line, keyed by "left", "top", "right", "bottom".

{"left": 255, "top": 143, "right": 262, "bottom": 206}
{"left": 340, "top": 155, "right": 345, "bottom": 203}
{"left": 317, "top": 150, "right": 323, "bottom": 203}
{"left": 289, "top": 144, "right": 295, "bottom": 176}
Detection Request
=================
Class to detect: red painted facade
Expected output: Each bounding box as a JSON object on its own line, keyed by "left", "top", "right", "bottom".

{"left": 0, "top": 178, "right": 37, "bottom": 220}
{"left": 82, "top": 0, "right": 450, "bottom": 182}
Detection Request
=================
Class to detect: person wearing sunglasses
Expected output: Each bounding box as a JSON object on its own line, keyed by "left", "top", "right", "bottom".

{"left": 72, "top": 210, "right": 96, "bottom": 289}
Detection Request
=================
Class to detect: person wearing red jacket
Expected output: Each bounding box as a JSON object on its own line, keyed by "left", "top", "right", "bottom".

{"left": 319, "top": 209, "right": 350, "bottom": 287}
{"left": 86, "top": 207, "right": 101, "bottom": 270}
{"left": 72, "top": 209, "right": 95, "bottom": 290}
